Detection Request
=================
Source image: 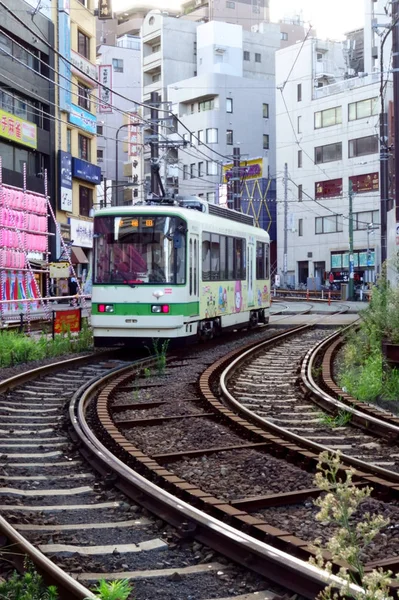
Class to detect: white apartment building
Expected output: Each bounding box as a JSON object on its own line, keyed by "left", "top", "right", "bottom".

{"left": 275, "top": 33, "right": 392, "bottom": 288}
{"left": 168, "top": 20, "right": 279, "bottom": 201}
{"left": 96, "top": 37, "right": 141, "bottom": 205}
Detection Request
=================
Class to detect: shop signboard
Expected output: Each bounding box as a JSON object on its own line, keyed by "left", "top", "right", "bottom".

{"left": 70, "top": 217, "right": 93, "bottom": 248}
{"left": 223, "top": 157, "right": 263, "bottom": 183}
{"left": 0, "top": 109, "right": 37, "bottom": 149}
{"left": 53, "top": 308, "right": 81, "bottom": 337}
{"left": 71, "top": 50, "right": 97, "bottom": 86}
{"left": 72, "top": 158, "right": 101, "bottom": 184}
{"left": 98, "top": 0, "right": 113, "bottom": 19}
{"left": 98, "top": 65, "right": 112, "bottom": 113}
{"left": 69, "top": 104, "right": 96, "bottom": 135}
{"left": 58, "top": 7, "right": 71, "bottom": 111}
{"left": 60, "top": 150, "right": 72, "bottom": 211}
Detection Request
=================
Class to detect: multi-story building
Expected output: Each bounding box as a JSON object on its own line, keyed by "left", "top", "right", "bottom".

{"left": 54, "top": 0, "right": 99, "bottom": 278}
{"left": 275, "top": 34, "right": 391, "bottom": 288}
{"left": 180, "top": 0, "right": 270, "bottom": 29}
{"left": 168, "top": 20, "right": 279, "bottom": 202}
{"left": 96, "top": 37, "right": 142, "bottom": 206}
{"left": 0, "top": 0, "right": 55, "bottom": 301}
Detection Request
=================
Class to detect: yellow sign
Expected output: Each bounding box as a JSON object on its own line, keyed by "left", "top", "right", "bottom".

{"left": 0, "top": 108, "right": 37, "bottom": 149}
{"left": 49, "top": 262, "right": 70, "bottom": 278}
{"left": 223, "top": 157, "right": 263, "bottom": 184}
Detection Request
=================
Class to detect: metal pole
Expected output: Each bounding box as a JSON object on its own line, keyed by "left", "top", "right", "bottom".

{"left": 232, "top": 147, "right": 241, "bottom": 211}
{"left": 349, "top": 180, "right": 354, "bottom": 301}
{"left": 283, "top": 162, "right": 288, "bottom": 286}
{"left": 393, "top": 0, "right": 399, "bottom": 245}
{"left": 379, "top": 19, "right": 391, "bottom": 268}
{"left": 366, "top": 225, "right": 370, "bottom": 284}
{"left": 115, "top": 123, "right": 129, "bottom": 207}
{"left": 150, "top": 91, "right": 160, "bottom": 197}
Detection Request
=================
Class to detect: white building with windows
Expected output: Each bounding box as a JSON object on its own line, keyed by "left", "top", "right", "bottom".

{"left": 275, "top": 31, "right": 392, "bottom": 288}
{"left": 96, "top": 38, "right": 141, "bottom": 205}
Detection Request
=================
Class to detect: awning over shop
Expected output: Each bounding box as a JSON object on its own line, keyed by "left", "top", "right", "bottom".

{"left": 71, "top": 246, "right": 89, "bottom": 264}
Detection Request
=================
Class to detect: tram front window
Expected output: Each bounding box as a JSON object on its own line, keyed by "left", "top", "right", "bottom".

{"left": 94, "top": 215, "right": 186, "bottom": 285}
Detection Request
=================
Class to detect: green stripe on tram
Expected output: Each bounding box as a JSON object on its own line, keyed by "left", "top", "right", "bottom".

{"left": 93, "top": 302, "right": 200, "bottom": 317}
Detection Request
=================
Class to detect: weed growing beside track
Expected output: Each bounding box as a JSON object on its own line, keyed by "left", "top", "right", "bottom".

{"left": 0, "top": 321, "right": 93, "bottom": 367}
{"left": 338, "top": 268, "right": 399, "bottom": 403}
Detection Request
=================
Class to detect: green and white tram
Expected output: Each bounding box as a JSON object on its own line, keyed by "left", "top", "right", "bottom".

{"left": 91, "top": 200, "right": 270, "bottom": 347}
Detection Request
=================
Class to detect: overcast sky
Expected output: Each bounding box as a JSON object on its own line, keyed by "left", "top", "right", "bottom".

{"left": 113, "top": 0, "right": 365, "bottom": 40}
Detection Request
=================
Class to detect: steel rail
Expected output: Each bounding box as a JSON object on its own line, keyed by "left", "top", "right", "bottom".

{"left": 68, "top": 354, "right": 361, "bottom": 600}
{"left": 219, "top": 325, "right": 399, "bottom": 485}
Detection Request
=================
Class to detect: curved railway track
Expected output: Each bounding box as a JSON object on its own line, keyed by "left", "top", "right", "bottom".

{"left": 0, "top": 329, "right": 343, "bottom": 600}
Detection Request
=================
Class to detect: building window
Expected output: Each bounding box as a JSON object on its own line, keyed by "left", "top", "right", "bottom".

{"left": 78, "top": 30, "right": 90, "bottom": 59}
{"left": 198, "top": 162, "right": 204, "bottom": 177}
{"left": 226, "top": 1, "right": 235, "bottom": 8}
{"left": 66, "top": 129, "right": 71, "bottom": 154}
{"left": 198, "top": 99, "right": 214, "bottom": 112}
{"left": 183, "top": 165, "right": 188, "bottom": 180}
{"left": 152, "top": 44, "right": 161, "bottom": 53}
{"left": 226, "top": 98, "right": 233, "bottom": 113}
{"left": 263, "top": 103, "right": 269, "bottom": 118}
{"left": 255, "top": 53, "right": 261, "bottom": 63}
{"left": 79, "top": 185, "right": 93, "bottom": 217}
{"left": 152, "top": 73, "right": 161, "bottom": 82}
{"left": 243, "top": 50, "right": 250, "bottom": 61}
{"left": 112, "top": 58, "right": 124, "bottom": 72}
{"left": 263, "top": 134, "right": 269, "bottom": 149}
{"left": 226, "top": 129, "right": 233, "bottom": 145}
{"left": 97, "top": 148, "right": 104, "bottom": 162}
{"left": 350, "top": 172, "right": 379, "bottom": 193}
{"left": 190, "top": 163, "right": 195, "bottom": 178}
{"left": 314, "top": 106, "right": 342, "bottom": 129}
{"left": 191, "top": 103, "right": 195, "bottom": 113}
{"left": 298, "top": 219, "right": 303, "bottom": 236}
{"left": 298, "top": 184, "right": 303, "bottom": 201}
{"left": 97, "top": 124, "right": 103, "bottom": 136}
{"left": 207, "top": 161, "right": 218, "bottom": 175}
{"left": 298, "top": 150, "right": 302, "bottom": 168}
{"left": 315, "top": 178, "right": 343, "bottom": 198}
{"left": 348, "top": 97, "right": 378, "bottom": 121}
{"left": 297, "top": 115, "right": 302, "bottom": 133}
{"left": 281, "top": 31, "right": 288, "bottom": 40}
{"left": 315, "top": 142, "right": 342, "bottom": 164}
{"left": 349, "top": 135, "right": 379, "bottom": 158}
{"left": 315, "top": 215, "right": 343, "bottom": 234}
{"left": 78, "top": 134, "right": 90, "bottom": 161}
{"left": 77, "top": 82, "right": 90, "bottom": 111}
{"left": 198, "top": 129, "right": 204, "bottom": 144}
{"left": 206, "top": 128, "right": 218, "bottom": 144}
{"left": 207, "top": 192, "right": 216, "bottom": 202}
{"left": 353, "top": 210, "right": 379, "bottom": 231}
{"left": 183, "top": 133, "right": 190, "bottom": 143}
{"left": 297, "top": 83, "right": 302, "bottom": 102}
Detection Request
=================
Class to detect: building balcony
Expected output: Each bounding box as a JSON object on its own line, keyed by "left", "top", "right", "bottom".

{"left": 143, "top": 50, "right": 161, "bottom": 68}
{"left": 314, "top": 71, "right": 380, "bottom": 99}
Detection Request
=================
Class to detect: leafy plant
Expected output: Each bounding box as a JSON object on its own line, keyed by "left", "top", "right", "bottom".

{"left": 0, "top": 565, "right": 58, "bottom": 600}
{"left": 151, "top": 338, "right": 169, "bottom": 375}
{"left": 310, "top": 451, "right": 392, "bottom": 599}
{"left": 318, "top": 410, "right": 352, "bottom": 428}
{"left": 87, "top": 579, "right": 132, "bottom": 600}
{"left": 143, "top": 367, "right": 151, "bottom": 378}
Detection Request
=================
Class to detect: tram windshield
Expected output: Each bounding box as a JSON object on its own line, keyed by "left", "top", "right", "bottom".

{"left": 93, "top": 215, "right": 186, "bottom": 285}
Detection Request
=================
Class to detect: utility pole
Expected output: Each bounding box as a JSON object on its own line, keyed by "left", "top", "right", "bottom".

{"left": 393, "top": 0, "right": 399, "bottom": 235}
{"left": 150, "top": 91, "right": 160, "bottom": 198}
{"left": 232, "top": 147, "right": 241, "bottom": 211}
{"left": 283, "top": 162, "right": 288, "bottom": 286}
{"left": 349, "top": 180, "right": 354, "bottom": 301}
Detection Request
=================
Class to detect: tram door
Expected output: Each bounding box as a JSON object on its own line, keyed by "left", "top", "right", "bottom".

{"left": 189, "top": 234, "right": 199, "bottom": 314}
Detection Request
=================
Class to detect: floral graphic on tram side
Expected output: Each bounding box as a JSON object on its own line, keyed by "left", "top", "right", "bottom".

{"left": 257, "top": 284, "right": 269, "bottom": 306}
{"left": 218, "top": 286, "right": 228, "bottom": 313}
{"left": 234, "top": 280, "right": 242, "bottom": 313}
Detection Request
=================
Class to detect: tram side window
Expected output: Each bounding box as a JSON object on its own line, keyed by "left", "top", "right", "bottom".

{"left": 202, "top": 232, "right": 211, "bottom": 281}
{"left": 194, "top": 239, "right": 197, "bottom": 295}
{"left": 256, "top": 242, "right": 269, "bottom": 279}
{"left": 227, "top": 236, "right": 234, "bottom": 279}
{"left": 189, "top": 239, "right": 193, "bottom": 294}
{"left": 211, "top": 234, "right": 220, "bottom": 280}
{"left": 219, "top": 235, "right": 226, "bottom": 279}
{"left": 234, "top": 238, "right": 246, "bottom": 280}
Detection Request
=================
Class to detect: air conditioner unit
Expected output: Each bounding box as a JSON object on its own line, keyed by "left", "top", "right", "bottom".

{"left": 307, "top": 252, "right": 313, "bottom": 258}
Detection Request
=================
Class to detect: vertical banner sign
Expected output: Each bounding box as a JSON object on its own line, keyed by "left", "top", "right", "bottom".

{"left": 98, "top": 65, "right": 112, "bottom": 113}
{"left": 59, "top": 151, "right": 72, "bottom": 211}
{"left": 58, "top": 0, "right": 71, "bottom": 112}
{"left": 396, "top": 223, "right": 399, "bottom": 246}
{"left": 98, "top": 0, "right": 113, "bottom": 19}
{"left": 128, "top": 113, "right": 141, "bottom": 157}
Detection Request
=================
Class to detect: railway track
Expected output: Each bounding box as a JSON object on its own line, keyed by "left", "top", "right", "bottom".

{"left": 0, "top": 329, "right": 343, "bottom": 600}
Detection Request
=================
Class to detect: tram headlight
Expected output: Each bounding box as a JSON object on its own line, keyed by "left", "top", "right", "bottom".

{"left": 98, "top": 304, "right": 114, "bottom": 313}
{"left": 151, "top": 305, "right": 162, "bottom": 313}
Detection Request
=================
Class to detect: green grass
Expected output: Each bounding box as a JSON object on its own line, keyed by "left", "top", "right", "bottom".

{"left": 318, "top": 410, "right": 352, "bottom": 428}
{"left": 0, "top": 321, "right": 93, "bottom": 368}
{"left": 0, "top": 566, "right": 58, "bottom": 600}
